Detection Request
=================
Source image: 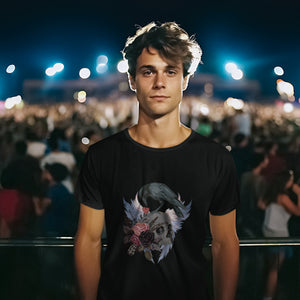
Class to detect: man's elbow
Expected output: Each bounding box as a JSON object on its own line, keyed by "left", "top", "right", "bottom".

{"left": 211, "top": 234, "right": 239, "bottom": 256}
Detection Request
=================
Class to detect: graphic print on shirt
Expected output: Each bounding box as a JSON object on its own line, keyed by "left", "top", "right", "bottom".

{"left": 123, "top": 182, "right": 191, "bottom": 263}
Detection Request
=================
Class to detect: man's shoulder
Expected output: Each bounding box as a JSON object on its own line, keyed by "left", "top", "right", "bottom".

{"left": 191, "top": 131, "right": 230, "bottom": 155}
{"left": 88, "top": 129, "right": 127, "bottom": 153}
{"left": 89, "top": 130, "right": 125, "bottom": 151}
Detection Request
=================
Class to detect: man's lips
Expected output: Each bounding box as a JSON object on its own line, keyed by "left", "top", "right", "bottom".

{"left": 150, "top": 95, "right": 169, "bottom": 100}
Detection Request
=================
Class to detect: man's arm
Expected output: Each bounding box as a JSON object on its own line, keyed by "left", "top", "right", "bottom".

{"left": 209, "top": 209, "right": 239, "bottom": 300}
{"left": 74, "top": 203, "right": 105, "bottom": 300}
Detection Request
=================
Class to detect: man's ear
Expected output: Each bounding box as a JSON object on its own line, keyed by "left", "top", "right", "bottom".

{"left": 128, "top": 74, "right": 136, "bottom": 92}
{"left": 182, "top": 75, "right": 190, "bottom": 91}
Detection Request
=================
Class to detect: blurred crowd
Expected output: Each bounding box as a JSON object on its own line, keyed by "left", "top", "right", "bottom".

{"left": 1, "top": 96, "right": 300, "bottom": 240}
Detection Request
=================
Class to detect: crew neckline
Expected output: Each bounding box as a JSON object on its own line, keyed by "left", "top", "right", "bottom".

{"left": 124, "top": 128, "right": 195, "bottom": 152}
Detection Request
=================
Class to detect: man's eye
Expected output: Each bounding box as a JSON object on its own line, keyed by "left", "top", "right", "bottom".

{"left": 143, "top": 70, "right": 153, "bottom": 76}
{"left": 167, "top": 70, "right": 177, "bottom": 75}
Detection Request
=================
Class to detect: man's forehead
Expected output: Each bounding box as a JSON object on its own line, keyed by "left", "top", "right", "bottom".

{"left": 137, "top": 47, "right": 182, "bottom": 69}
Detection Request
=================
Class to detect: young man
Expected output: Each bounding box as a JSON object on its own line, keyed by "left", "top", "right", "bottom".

{"left": 74, "top": 22, "right": 239, "bottom": 300}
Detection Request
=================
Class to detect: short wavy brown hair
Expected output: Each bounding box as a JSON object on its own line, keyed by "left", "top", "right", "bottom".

{"left": 122, "top": 22, "right": 202, "bottom": 78}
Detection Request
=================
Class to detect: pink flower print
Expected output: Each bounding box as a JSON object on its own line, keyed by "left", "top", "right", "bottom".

{"left": 132, "top": 223, "right": 149, "bottom": 236}
{"left": 130, "top": 234, "right": 141, "bottom": 246}
{"left": 143, "top": 207, "right": 150, "bottom": 214}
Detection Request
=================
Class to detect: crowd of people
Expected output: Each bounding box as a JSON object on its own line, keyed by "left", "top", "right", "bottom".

{"left": 0, "top": 97, "right": 300, "bottom": 240}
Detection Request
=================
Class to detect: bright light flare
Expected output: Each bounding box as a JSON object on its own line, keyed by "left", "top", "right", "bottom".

{"left": 5, "top": 95, "right": 23, "bottom": 110}
{"left": 79, "top": 68, "right": 91, "bottom": 79}
{"left": 200, "top": 104, "right": 210, "bottom": 115}
{"left": 96, "top": 64, "right": 108, "bottom": 74}
{"left": 225, "top": 97, "right": 245, "bottom": 110}
{"left": 45, "top": 67, "right": 56, "bottom": 76}
{"left": 81, "top": 137, "right": 90, "bottom": 145}
{"left": 97, "top": 55, "right": 108, "bottom": 65}
{"left": 231, "top": 69, "right": 243, "bottom": 80}
{"left": 53, "top": 63, "right": 64, "bottom": 72}
{"left": 117, "top": 60, "right": 129, "bottom": 73}
{"left": 276, "top": 79, "right": 294, "bottom": 97}
{"left": 283, "top": 103, "right": 294, "bottom": 113}
{"left": 77, "top": 90, "right": 87, "bottom": 103}
{"left": 6, "top": 64, "right": 16, "bottom": 74}
{"left": 225, "top": 62, "right": 238, "bottom": 73}
{"left": 274, "top": 66, "right": 284, "bottom": 76}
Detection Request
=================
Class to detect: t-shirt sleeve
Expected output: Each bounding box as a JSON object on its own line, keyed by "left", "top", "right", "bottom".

{"left": 74, "top": 147, "right": 104, "bottom": 210}
{"left": 209, "top": 149, "right": 240, "bottom": 215}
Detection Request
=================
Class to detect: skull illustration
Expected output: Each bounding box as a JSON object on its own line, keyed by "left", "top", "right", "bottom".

{"left": 141, "top": 211, "right": 173, "bottom": 247}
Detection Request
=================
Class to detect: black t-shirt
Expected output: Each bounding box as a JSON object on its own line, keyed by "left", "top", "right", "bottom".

{"left": 75, "top": 129, "right": 239, "bottom": 300}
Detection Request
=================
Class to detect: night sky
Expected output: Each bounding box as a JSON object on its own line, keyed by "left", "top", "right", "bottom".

{"left": 0, "top": 0, "right": 299, "bottom": 99}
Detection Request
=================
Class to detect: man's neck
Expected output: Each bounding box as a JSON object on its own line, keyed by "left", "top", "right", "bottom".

{"left": 128, "top": 112, "right": 191, "bottom": 148}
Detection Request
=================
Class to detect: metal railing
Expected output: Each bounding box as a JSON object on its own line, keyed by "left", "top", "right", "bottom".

{"left": 1, "top": 237, "right": 300, "bottom": 247}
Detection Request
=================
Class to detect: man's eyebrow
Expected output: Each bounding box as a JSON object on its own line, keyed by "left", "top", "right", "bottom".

{"left": 138, "top": 65, "right": 180, "bottom": 70}
{"left": 139, "top": 65, "right": 155, "bottom": 70}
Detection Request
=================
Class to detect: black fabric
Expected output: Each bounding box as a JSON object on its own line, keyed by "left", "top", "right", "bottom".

{"left": 75, "top": 129, "right": 239, "bottom": 300}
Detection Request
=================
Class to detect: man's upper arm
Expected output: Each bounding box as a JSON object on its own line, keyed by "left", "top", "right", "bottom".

{"left": 76, "top": 204, "right": 105, "bottom": 242}
{"left": 209, "top": 209, "right": 238, "bottom": 243}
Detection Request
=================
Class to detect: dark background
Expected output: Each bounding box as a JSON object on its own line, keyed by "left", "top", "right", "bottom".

{"left": 0, "top": 0, "right": 299, "bottom": 99}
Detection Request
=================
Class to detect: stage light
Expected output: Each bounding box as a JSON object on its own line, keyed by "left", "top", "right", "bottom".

{"left": 5, "top": 95, "right": 22, "bottom": 109}
{"left": 45, "top": 67, "right": 56, "bottom": 76}
{"left": 79, "top": 68, "right": 91, "bottom": 79}
{"left": 276, "top": 79, "right": 294, "bottom": 97}
{"left": 200, "top": 104, "right": 210, "bottom": 116}
{"left": 274, "top": 66, "right": 284, "bottom": 76}
{"left": 77, "top": 90, "right": 87, "bottom": 103}
{"left": 81, "top": 137, "right": 90, "bottom": 145}
{"left": 231, "top": 69, "right": 243, "bottom": 80}
{"left": 6, "top": 64, "right": 16, "bottom": 74}
{"left": 117, "top": 60, "right": 129, "bottom": 73}
{"left": 225, "top": 62, "right": 238, "bottom": 73}
{"left": 97, "top": 55, "right": 108, "bottom": 65}
{"left": 96, "top": 64, "right": 108, "bottom": 74}
{"left": 283, "top": 103, "right": 294, "bottom": 113}
{"left": 225, "top": 97, "right": 245, "bottom": 110}
{"left": 53, "top": 63, "right": 64, "bottom": 72}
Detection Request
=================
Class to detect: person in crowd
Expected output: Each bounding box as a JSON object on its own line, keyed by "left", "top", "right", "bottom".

{"left": 72, "top": 129, "right": 103, "bottom": 169}
{"left": 261, "top": 141, "right": 286, "bottom": 183}
{"left": 41, "top": 136, "right": 76, "bottom": 193}
{"left": 196, "top": 116, "right": 213, "bottom": 137}
{"left": 262, "top": 170, "right": 300, "bottom": 300}
{"left": 45, "top": 127, "right": 72, "bottom": 154}
{"left": 238, "top": 152, "right": 269, "bottom": 237}
{"left": 0, "top": 155, "right": 44, "bottom": 237}
{"left": 26, "top": 127, "right": 47, "bottom": 160}
{"left": 35, "top": 163, "right": 78, "bottom": 236}
{"left": 231, "top": 107, "right": 252, "bottom": 138}
{"left": 74, "top": 21, "right": 239, "bottom": 300}
{"left": 230, "top": 132, "right": 253, "bottom": 181}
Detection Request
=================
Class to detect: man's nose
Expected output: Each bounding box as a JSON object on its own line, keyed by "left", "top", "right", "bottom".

{"left": 153, "top": 72, "right": 165, "bottom": 89}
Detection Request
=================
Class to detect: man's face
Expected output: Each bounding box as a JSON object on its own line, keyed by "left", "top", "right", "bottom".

{"left": 129, "top": 47, "right": 189, "bottom": 119}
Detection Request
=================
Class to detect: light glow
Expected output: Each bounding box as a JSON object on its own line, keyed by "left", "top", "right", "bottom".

{"left": 276, "top": 79, "right": 294, "bottom": 97}
{"left": 225, "top": 97, "right": 245, "bottom": 110}
{"left": 77, "top": 90, "right": 87, "bottom": 103}
{"left": 45, "top": 67, "right": 56, "bottom": 76}
{"left": 97, "top": 55, "right": 108, "bottom": 65}
{"left": 79, "top": 68, "right": 91, "bottom": 79}
{"left": 225, "top": 62, "right": 238, "bottom": 73}
{"left": 231, "top": 69, "right": 243, "bottom": 80}
{"left": 117, "top": 60, "right": 129, "bottom": 73}
{"left": 81, "top": 137, "right": 90, "bottom": 145}
{"left": 96, "top": 64, "right": 108, "bottom": 74}
{"left": 6, "top": 64, "right": 16, "bottom": 73}
{"left": 274, "top": 66, "right": 284, "bottom": 76}
{"left": 53, "top": 63, "right": 64, "bottom": 72}
{"left": 5, "top": 95, "right": 23, "bottom": 110}
{"left": 283, "top": 103, "right": 294, "bottom": 113}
